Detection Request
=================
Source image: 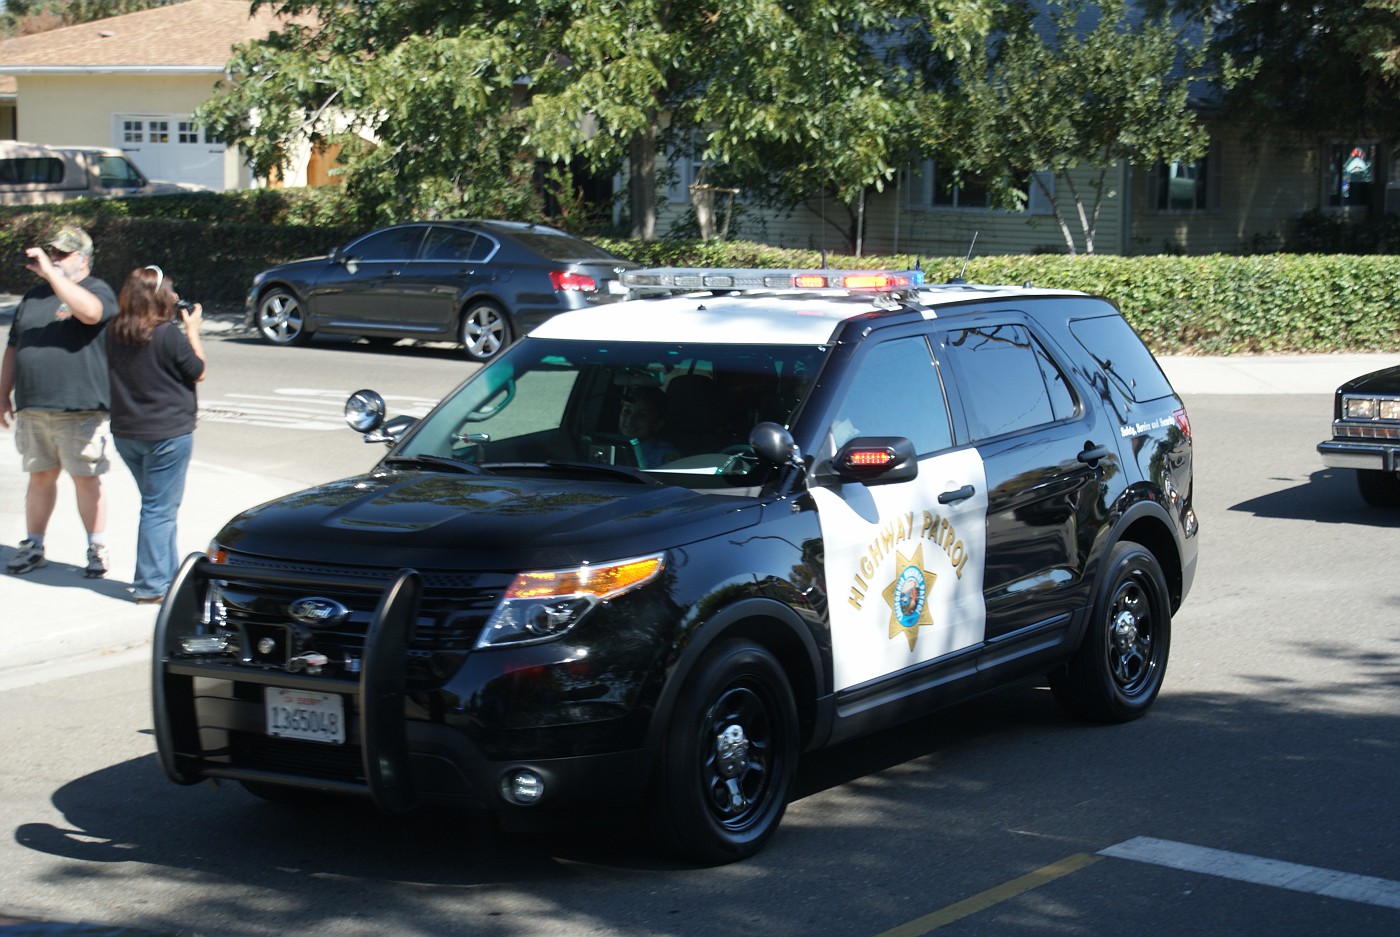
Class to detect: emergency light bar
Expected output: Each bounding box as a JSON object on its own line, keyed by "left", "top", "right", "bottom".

{"left": 621, "top": 267, "right": 924, "bottom": 295}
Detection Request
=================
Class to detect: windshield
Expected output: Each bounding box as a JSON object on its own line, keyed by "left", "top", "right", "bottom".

{"left": 399, "top": 338, "right": 828, "bottom": 488}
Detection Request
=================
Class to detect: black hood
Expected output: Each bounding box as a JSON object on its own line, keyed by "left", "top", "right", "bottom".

{"left": 1338, "top": 365, "right": 1400, "bottom": 396}
{"left": 215, "top": 469, "right": 761, "bottom": 570}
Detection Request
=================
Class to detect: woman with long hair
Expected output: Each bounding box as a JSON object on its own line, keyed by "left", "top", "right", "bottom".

{"left": 106, "top": 265, "right": 206, "bottom": 603}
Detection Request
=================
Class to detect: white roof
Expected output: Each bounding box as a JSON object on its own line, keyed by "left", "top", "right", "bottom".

{"left": 533, "top": 281, "right": 1087, "bottom": 346}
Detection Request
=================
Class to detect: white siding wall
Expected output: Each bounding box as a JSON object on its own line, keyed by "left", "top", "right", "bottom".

{"left": 1129, "top": 125, "right": 1318, "bottom": 255}
{"left": 654, "top": 164, "right": 1127, "bottom": 258}
{"left": 13, "top": 73, "right": 251, "bottom": 190}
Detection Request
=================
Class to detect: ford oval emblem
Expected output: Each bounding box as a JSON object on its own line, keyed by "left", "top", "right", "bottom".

{"left": 288, "top": 596, "right": 350, "bottom": 626}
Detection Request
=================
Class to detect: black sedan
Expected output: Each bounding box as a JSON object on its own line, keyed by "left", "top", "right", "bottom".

{"left": 1318, "top": 364, "right": 1400, "bottom": 506}
{"left": 244, "top": 220, "right": 638, "bottom": 361}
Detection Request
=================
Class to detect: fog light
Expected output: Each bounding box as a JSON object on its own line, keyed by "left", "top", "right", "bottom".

{"left": 503, "top": 769, "right": 544, "bottom": 805}
{"left": 179, "top": 634, "right": 231, "bottom": 655}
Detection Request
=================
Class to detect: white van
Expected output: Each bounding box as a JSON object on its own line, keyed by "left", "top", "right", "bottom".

{"left": 0, "top": 141, "right": 203, "bottom": 205}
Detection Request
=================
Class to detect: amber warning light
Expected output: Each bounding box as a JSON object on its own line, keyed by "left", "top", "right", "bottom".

{"left": 846, "top": 448, "right": 897, "bottom": 469}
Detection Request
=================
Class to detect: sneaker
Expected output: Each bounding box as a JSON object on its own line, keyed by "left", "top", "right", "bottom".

{"left": 84, "top": 543, "right": 109, "bottom": 579}
{"left": 6, "top": 539, "right": 46, "bottom": 575}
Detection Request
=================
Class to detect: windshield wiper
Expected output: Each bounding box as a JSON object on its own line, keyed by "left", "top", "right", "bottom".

{"left": 383, "top": 454, "right": 490, "bottom": 475}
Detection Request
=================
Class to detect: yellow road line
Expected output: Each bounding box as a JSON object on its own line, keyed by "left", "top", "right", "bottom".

{"left": 873, "top": 852, "right": 1104, "bottom": 937}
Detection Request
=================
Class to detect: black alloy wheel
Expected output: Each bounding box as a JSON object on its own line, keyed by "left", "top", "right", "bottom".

{"left": 644, "top": 640, "right": 799, "bottom": 864}
{"left": 1051, "top": 541, "right": 1171, "bottom": 723}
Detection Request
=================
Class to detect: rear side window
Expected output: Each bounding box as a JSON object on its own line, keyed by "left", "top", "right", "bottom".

{"left": 1069, "top": 314, "right": 1174, "bottom": 402}
{"left": 944, "top": 323, "right": 1076, "bottom": 440}
{"left": 421, "top": 226, "right": 489, "bottom": 262}
{"left": 0, "top": 157, "right": 65, "bottom": 185}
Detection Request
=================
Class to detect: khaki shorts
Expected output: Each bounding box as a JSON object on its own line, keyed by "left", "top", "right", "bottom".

{"left": 14, "top": 409, "right": 111, "bottom": 476}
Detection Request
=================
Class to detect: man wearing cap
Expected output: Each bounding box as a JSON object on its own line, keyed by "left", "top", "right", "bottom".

{"left": 0, "top": 225, "right": 118, "bottom": 577}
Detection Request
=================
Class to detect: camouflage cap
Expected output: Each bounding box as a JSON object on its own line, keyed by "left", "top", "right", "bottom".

{"left": 47, "top": 225, "right": 93, "bottom": 256}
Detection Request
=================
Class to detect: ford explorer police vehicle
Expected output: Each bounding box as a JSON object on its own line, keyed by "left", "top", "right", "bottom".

{"left": 153, "top": 267, "right": 1198, "bottom": 864}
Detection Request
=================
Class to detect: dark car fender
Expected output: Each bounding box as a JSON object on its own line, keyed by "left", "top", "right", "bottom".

{"left": 1102, "top": 490, "right": 1191, "bottom": 612}
{"left": 644, "top": 595, "right": 832, "bottom": 756}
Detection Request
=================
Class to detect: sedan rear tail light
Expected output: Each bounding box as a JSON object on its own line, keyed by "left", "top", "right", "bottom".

{"left": 549, "top": 270, "right": 598, "bottom": 292}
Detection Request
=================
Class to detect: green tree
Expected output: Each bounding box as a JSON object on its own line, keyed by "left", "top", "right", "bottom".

{"left": 952, "top": 0, "right": 1233, "bottom": 254}
{"left": 1162, "top": 0, "right": 1400, "bottom": 138}
{"left": 196, "top": 0, "right": 991, "bottom": 240}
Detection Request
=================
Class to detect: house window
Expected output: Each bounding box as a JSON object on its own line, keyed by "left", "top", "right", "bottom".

{"left": 178, "top": 122, "right": 199, "bottom": 144}
{"left": 908, "top": 161, "right": 1053, "bottom": 214}
{"left": 1149, "top": 141, "right": 1220, "bottom": 213}
{"left": 149, "top": 121, "right": 170, "bottom": 144}
{"left": 123, "top": 121, "right": 143, "bottom": 144}
{"left": 1326, "top": 143, "right": 1376, "bottom": 211}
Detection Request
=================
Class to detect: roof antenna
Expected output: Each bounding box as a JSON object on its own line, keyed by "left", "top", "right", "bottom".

{"left": 948, "top": 232, "right": 978, "bottom": 284}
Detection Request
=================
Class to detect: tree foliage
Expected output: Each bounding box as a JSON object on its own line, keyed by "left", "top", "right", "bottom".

{"left": 196, "top": 0, "right": 991, "bottom": 242}
{"left": 951, "top": 0, "right": 1233, "bottom": 255}
{"left": 1161, "top": 0, "right": 1400, "bottom": 139}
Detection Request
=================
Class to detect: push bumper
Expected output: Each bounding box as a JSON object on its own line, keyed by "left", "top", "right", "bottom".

{"left": 151, "top": 555, "right": 651, "bottom": 814}
{"left": 1317, "top": 438, "right": 1400, "bottom": 473}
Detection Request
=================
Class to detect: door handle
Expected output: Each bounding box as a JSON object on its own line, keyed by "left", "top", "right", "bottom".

{"left": 1077, "top": 442, "right": 1110, "bottom": 465}
{"left": 938, "top": 484, "right": 975, "bottom": 504}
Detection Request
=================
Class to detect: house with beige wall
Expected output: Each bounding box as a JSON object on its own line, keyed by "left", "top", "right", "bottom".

{"left": 0, "top": 0, "right": 308, "bottom": 191}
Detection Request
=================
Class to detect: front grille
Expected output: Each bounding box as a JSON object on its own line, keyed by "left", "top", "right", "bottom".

{"left": 1335, "top": 422, "right": 1400, "bottom": 441}
{"left": 216, "top": 553, "right": 512, "bottom": 654}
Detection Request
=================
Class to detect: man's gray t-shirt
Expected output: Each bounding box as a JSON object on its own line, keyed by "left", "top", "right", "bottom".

{"left": 6, "top": 274, "right": 118, "bottom": 412}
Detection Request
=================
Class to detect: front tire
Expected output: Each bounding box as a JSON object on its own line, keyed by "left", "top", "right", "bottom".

{"left": 1051, "top": 542, "right": 1171, "bottom": 723}
{"left": 459, "top": 301, "right": 511, "bottom": 362}
{"left": 255, "top": 287, "right": 312, "bottom": 346}
{"left": 1356, "top": 469, "right": 1400, "bottom": 507}
{"left": 644, "top": 641, "right": 799, "bottom": 864}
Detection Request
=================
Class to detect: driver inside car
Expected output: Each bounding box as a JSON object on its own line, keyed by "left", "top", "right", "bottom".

{"left": 618, "top": 386, "right": 679, "bottom": 468}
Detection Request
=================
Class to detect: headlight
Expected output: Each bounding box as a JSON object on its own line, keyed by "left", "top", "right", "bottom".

{"left": 476, "top": 553, "right": 665, "bottom": 648}
{"left": 1381, "top": 399, "right": 1400, "bottom": 421}
{"left": 1344, "top": 397, "right": 1378, "bottom": 420}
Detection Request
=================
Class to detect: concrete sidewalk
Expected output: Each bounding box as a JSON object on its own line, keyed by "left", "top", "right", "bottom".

{"left": 0, "top": 278, "right": 1396, "bottom": 688}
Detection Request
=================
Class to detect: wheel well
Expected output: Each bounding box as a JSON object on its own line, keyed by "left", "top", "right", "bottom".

{"left": 1116, "top": 516, "right": 1183, "bottom": 612}
{"left": 701, "top": 614, "right": 822, "bottom": 750}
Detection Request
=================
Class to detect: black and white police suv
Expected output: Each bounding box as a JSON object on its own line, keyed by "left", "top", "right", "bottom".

{"left": 153, "top": 267, "right": 1199, "bottom": 863}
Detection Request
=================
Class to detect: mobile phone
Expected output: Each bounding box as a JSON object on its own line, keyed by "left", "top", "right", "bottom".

{"left": 174, "top": 300, "right": 193, "bottom": 312}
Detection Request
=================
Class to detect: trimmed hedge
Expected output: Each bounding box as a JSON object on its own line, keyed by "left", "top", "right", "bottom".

{"left": 4, "top": 200, "right": 1396, "bottom": 354}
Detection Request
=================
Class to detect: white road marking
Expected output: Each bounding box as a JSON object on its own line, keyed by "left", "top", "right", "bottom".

{"left": 1100, "top": 837, "right": 1400, "bottom": 911}
{"left": 197, "top": 388, "right": 441, "bottom": 431}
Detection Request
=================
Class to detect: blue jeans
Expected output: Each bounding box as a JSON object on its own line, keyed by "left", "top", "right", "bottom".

{"left": 114, "top": 433, "right": 194, "bottom": 599}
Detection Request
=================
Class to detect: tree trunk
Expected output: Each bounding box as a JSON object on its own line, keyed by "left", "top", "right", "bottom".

{"left": 628, "top": 126, "right": 657, "bottom": 241}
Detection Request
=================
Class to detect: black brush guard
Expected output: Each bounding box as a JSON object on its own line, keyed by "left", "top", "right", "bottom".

{"left": 152, "top": 552, "right": 422, "bottom": 812}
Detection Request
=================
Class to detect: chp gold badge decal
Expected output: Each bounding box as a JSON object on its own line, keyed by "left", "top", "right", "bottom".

{"left": 882, "top": 544, "right": 936, "bottom": 650}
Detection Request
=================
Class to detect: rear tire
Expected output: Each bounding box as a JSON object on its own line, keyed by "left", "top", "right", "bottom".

{"left": 459, "top": 301, "right": 511, "bottom": 362}
{"left": 644, "top": 641, "right": 799, "bottom": 864}
{"left": 1051, "top": 542, "right": 1170, "bottom": 723}
{"left": 1356, "top": 469, "right": 1400, "bottom": 507}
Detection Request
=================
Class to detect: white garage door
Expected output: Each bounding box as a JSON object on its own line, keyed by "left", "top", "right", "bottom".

{"left": 114, "top": 114, "right": 226, "bottom": 190}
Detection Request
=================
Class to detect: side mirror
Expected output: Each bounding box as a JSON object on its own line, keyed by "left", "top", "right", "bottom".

{"left": 750, "top": 421, "right": 801, "bottom": 467}
{"left": 330, "top": 246, "right": 346, "bottom": 264}
{"left": 344, "top": 389, "right": 385, "bottom": 433}
{"left": 824, "top": 436, "right": 918, "bottom": 485}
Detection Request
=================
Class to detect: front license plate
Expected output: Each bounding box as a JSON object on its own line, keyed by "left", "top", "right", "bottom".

{"left": 265, "top": 687, "right": 345, "bottom": 745}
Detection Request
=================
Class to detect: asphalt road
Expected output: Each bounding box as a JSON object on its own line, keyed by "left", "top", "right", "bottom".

{"left": 1, "top": 328, "right": 1398, "bottom": 936}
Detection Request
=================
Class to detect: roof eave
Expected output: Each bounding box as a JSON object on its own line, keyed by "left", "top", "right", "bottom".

{"left": 0, "top": 65, "right": 225, "bottom": 75}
